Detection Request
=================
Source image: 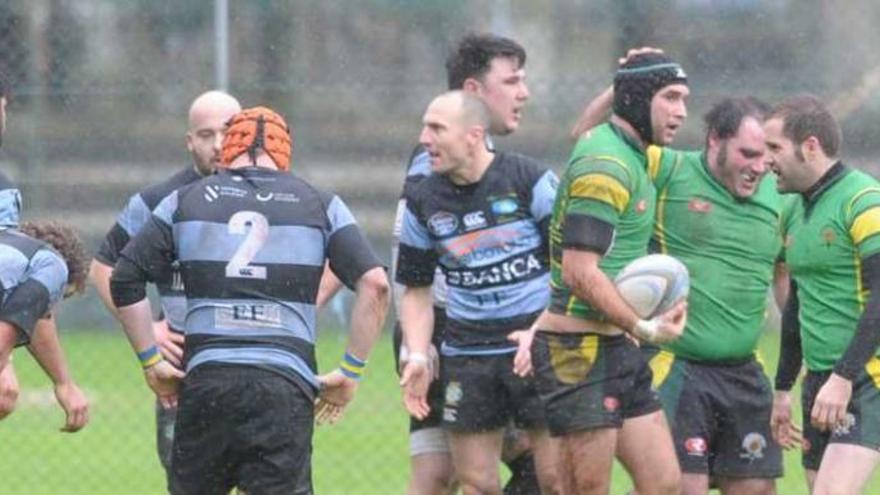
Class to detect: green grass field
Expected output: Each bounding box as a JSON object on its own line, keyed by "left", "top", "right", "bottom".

{"left": 1, "top": 328, "right": 878, "bottom": 494}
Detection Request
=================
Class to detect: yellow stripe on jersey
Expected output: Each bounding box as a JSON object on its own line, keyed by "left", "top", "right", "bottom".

{"left": 865, "top": 356, "right": 880, "bottom": 389}
{"left": 569, "top": 173, "right": 630, "bottom": 213}
{"left": 547, "top": 334, "right": 599, "bottom": 384}
{"left": 649, "top": 350, "right": 675, "bottom": 389}
{"left": 849, "top": 206, "right": 880, "bottom": 245}
{"left": 646, "top": 145, "right": 663, "bottom": 181}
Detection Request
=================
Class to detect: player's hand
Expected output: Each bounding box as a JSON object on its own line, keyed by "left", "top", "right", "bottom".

{"left": 0, "top": 362, "right": 19, "bottom": 420}
{"left": 811, "top": 373, "right": 852, "bottom": 432}
{"left": 315, "top": 369, "right": 359, "bottom": 425}
{"left": 508, "top": 328, "right": 536, "bottom": 377}
{"left": 770, "top": 390, "right": 802, "bottom": 449}
{"left": 399, "top": 358, "right": 431, "bottom": 420}
{"left": 652, "top": 300, "right": 688, "bottom": 344}
{"left": 144, "top": 360, "right": 185, "bottom": 409}
{"left": 53, "top": 381, "right": 89, "bottom": 432}
{"left": 619, "top": 46, "right": 664, "bottom": 66}
{"left": 398, "top": 344, "right": 440, "bottom": 380}
{"left": 153, "top": 319, "right": 184, "bottom": 368}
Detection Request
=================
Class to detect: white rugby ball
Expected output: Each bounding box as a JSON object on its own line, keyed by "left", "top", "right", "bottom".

{"left": 614, "top": 254, "right": 689, "bottom": 319}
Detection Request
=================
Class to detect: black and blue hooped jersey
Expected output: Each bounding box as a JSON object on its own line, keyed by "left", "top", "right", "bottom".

{"left": 119, "top": 167, "right": 383, "bottom": 397}
{"left": 396, "top": 152, "right": 558, "bottom": 355}
{"left": 0, "top": 170, "right": 21, "bottom": 228}
{"left": 0, "top": 229, "right": 68, "bottom": 345}
{"left": 97, "top": 167, "right": 202, "bottom": 332}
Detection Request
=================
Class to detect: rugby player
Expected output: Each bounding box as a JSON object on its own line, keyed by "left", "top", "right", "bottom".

{"left": 0, "top": 221, "right": 90, "bottom": 431}
{"left": 89, "top": 90, "right": 241, "bottom": 486}
{"left": 110, "top": 106, "right": 389, "bottom": 494}
{"left": 397, "top": 90, "right": 560, "bottom": 495}
{"left": 526, "top": 53, "right": 689, "bottom": 495}
{"left": 390, "top": 33, "right": 540, "bottom": 495}
{"left": 768, "top": 94, "right": 880, "bottom": 495}
{"left": 572, "top": 84, "right": 788, "bottom": 494}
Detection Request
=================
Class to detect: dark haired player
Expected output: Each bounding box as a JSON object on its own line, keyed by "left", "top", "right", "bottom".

{"left": 525, "top": 53, "right": 689, "bottom": 495}
{"left": 0, "top": 220, "right": 90, "bottom": 432}
{"left": 768, "top": 94, "right": 880, "bottom": 495}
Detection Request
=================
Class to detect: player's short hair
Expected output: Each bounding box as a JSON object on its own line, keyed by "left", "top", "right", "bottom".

{"left": 459, "top": 91, "right": 491, "bottom": 130}
{"left": 18, "top": 221, "right": 89, "bottom": 298}
{"left": 771, "top": 94, "right": 842, "bottom": 158}
{"left": 445, "top": 33, "right": 526, "bottom": 90}
{"left": 703, "top": 97, "right": 771, "bottom": 146}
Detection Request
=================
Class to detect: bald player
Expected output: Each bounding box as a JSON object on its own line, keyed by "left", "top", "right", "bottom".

{"left": 398, "top": 91, "right": 560, "bottom": 494}
{"left": 89, "top": 90, "right": 241, "bottom": 486}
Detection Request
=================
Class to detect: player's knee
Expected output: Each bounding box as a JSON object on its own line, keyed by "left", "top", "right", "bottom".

{"left": 637, "top": 467, "right": 680, "bottom": 495}
{"left": 458, "top": 469, "right": 500, "bottom": 495}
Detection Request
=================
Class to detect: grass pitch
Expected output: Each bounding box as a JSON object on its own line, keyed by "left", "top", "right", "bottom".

{"left": 1, "top": 328, "right": 878, "bottom": 494}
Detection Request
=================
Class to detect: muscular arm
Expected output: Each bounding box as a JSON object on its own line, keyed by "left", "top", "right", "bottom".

{"left": 400, "top": 285, "right": 435, "bottom": 356}
{"left": 316, "top": 261, "right": 344, "bottom": 310}
{"left": 344, "top": 267, "right": 389, "bottom": 360}
{"left": 562, "top": 249, "right": 640, "bottom": 331}
{"left": 89, "top": 259, "right": 120, "bottom": 321}
{"left": 571, "top": 85, "right": 614, "bottom": 139}
{"left": 26, "top": 317, "right": 73, "bottom": 386}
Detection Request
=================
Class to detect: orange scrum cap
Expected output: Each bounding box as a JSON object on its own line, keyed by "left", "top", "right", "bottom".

{"left": 221, "top": 106, "right": 292, "bottom": 171}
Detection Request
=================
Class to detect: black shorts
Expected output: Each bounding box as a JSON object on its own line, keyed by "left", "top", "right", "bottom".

{"left": 532, "top": 331, "right": 660, "bottom": 436}
{"left": 155, "top": 403, "right": 177, "bottom": 483}
{"left": 801, "top": 363, "right": 880, "bottom": 471}
{"left": 393, "top": 306, "right": 447, "bottom": 432}
{"left": 171, "top": 364, "right": 313, "bottom": 495}
{"left": 442, "top": 352, "right": 545, "bottom": 432}
{"left": 647, "top": 349, "right": 783, "bottom": 478}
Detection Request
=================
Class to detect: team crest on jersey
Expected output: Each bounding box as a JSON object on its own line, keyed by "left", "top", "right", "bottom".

{"left": 203, "top": 184, "right": 249, "bottom": 202}
{"left": 739, "top": 432, "right": 767, "bottom": 460}
{"left": 821, "top": 226, "right": 837, "bottom": 246}
{"left": 635, "top": 199, "right": 648, "bottom": 213}
{"left": 603, "top": 396, "right": 619, "bottom": 412}
{"left": 688, "top": 198, "right": 712, "bottom": 213}
{"left": 428, "top": 212, "right": 458, "bottom": 236}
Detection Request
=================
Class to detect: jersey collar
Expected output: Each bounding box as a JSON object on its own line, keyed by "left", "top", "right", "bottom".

{"left": 802, "top": 160, "right": 847, "bottom": 206}
{"left": 608, "top": 122, "right": 647, "bottom": 159}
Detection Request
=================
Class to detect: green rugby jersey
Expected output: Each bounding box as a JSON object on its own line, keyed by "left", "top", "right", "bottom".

{"left": 784, "top": 164, "right": 880, "bottom": 371}
{"left": 549, "top": 123, "right": 656, "bottom": 321}
{"left": 649, "top": 147, "right": 784, "bottom": 361}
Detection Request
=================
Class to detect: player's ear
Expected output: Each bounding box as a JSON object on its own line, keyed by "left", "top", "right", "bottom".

{"left": 462, "top": 78, "right": 482, "bottom": 95}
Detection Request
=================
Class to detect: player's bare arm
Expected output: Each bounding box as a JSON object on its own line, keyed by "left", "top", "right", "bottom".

{"left": 399, "top": 285, "right": 435, "bottom": 420}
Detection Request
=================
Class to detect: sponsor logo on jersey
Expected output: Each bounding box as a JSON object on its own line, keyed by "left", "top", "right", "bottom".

{"left": 491, "top": 198, "right": 518, "bottom": 216}
{"left": 636, "top": 199, "right": 648, "bottom": 213}
{"left": 445, "top": 252, "right": 543, "bottom": 288}
{"left": 463, "top": 211, "right": 487, "bottom": 231}
{"left": 204, "top": 184, "right": 249, "bottom": 202}
{"left": 215, "top": 303, "right": 282, "bottom": 329}
{"left": 428, "top": 211, "right": 458, "bottom": 236}
{"left": 688, "top": 198, "right": 712, "bottom": 213}
{"left": 739, "top": 432, "right": 767, "bottom": 460}
{"left": 256, "top": 192, "right": 274, "bottom": 202}
{"left": 684, "top": 437, "right": 707, "bottom": 456}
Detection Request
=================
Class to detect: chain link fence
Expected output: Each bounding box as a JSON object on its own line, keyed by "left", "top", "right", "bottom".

{"left": 1, "top": 0, "right": 880, "bottom": 493}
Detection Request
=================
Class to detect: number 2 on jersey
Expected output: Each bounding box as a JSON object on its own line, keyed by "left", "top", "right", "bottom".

{"left": 225, "top": 211, "right": 269, "bottom": 279}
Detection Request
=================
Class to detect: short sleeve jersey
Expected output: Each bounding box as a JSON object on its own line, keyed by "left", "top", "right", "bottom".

{"left": 784, "top": 164, "right": 880, "bottom": 371}
{"left": 549, "top": 123, "right": 656, "bottom": 321}
{"left": 97, "top": 166, "right": 202, "bottom": 331}
{"left": 0, "top": 229, "right": 68, "bottom": 345}
{"left": 648, "top": 146, "right": 785, "bottom": 360}
{"left": 119, "top": 167, "right": 383, "bottom": 398}
{"left": 396, "top": 152, "right": 558, "bottom": 354}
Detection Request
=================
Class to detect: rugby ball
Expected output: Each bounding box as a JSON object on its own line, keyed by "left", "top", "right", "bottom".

{"left": 614, "top": 254, "right": 689, "bottom": 319}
